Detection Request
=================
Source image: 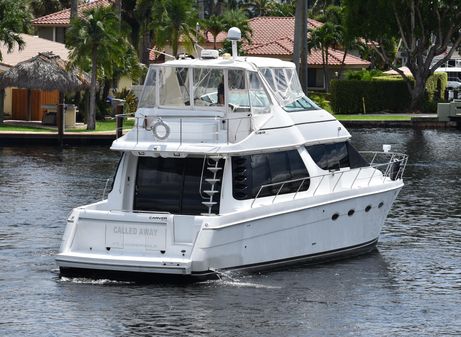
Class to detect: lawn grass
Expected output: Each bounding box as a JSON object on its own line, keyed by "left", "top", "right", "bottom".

{"left": 67, "top": 119, "right": 135, "bottom": 132}
{"left": 0, "top": 124, "right": 55, "bottom": 132}
{"left": 0, "top": 118, "right": 135, "bottom": 133}
{"left": 335, "top": 114, "right": 412, "bottom": 121}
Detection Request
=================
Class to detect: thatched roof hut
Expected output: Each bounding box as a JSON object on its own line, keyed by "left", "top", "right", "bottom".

{"left": 0, "top": 51, "right": 90, "bottom": 91}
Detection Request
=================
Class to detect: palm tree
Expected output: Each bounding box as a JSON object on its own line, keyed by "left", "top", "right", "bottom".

{"left": 70, "top": 0, "right": 78, "bottom": 20}
{"left": 66, "top": 6, "right": 125, "bottom": 130}
{"left": 202, "top": 15, "right": 224, "bottom": 50}
{"left": 308, "top": 22, "right": 343, "bottom": 91}
{"left": 0, "top": 0, "right": 30, "bottom": 61}
{"left": 152, "top": 0, "right": 198, "bottom": 57}
{"left": 0, "top": 0, "right": 30, "bottom": 124}
{"left": 241, "top": 0, "right": 274, "bottom": 17}
{"left": 222, "top": 9, "right": 252, "bottom": 43}
{"left": 293, "top": 0, "right": 308, "bottom": 93}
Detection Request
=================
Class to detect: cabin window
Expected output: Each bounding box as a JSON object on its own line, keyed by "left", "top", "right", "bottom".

{"left": 248, "top": 72, "right": 271, "bottom": 114}
{"left": 306, "top": 142, "right": 368, "bottom": 171}
{"left": 192, "top": 68, "right": 224, "bottom": 107}
{"left": 133, "top": 157, "right": 223, "bottom": 215}
{"left": 228, "top": 69, "right": 250, "bottom": 112}
{"left": 158, "top": 67, "right": 190, "bottom": 107}
{"left": 138, "top": 68, "right": 157, "bottom": 108}
{"left": 232, "top": 150, "right": 309, "bottom": 200}
{"left": 260, "top": 67, "right": 320, "bottom": 112}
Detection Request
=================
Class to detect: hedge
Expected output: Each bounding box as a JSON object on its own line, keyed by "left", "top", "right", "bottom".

{"left": 330, "top": 72, "right": 448, "bottom": 114}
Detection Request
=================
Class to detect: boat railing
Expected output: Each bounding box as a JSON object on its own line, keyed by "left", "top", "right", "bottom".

{"left": 251, "top": 151, "right": 408, "bottom": 208}
{"left": 115, "top": 113, "right": 135, "bottom": 139}
{"left": 115, "top": 112, "right": 253, "bottom": 144}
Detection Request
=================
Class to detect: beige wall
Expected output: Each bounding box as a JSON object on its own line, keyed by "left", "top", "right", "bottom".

{"left": 3, "top": 87, "right": 13, "bottom": 115}
{"left": 117, "top": 76, "right": 132, "bottom": 91}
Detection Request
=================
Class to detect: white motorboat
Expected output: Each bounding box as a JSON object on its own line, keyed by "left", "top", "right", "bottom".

{"left": 56, "top": 29, "right": 407, "bottom": 281}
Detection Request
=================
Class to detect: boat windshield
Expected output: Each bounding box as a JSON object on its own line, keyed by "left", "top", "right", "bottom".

{"left": 138, "top": 65, "right": 271, "bottom": 114}
{"left": 260, "top": 67, "right": 320, "bottom": 112}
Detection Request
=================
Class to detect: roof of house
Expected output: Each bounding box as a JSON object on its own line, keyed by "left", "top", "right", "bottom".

{"left": 244, "top": 16, "right": 370, "bottom": 67}
{"left": 0, "top": 34, "right": 69, "bottom": 67}
{"left": 32, "top": 0, "right": 111, "bottom": 26}
{"left": 203, "top": 17, "right": 323, "bottom": 45}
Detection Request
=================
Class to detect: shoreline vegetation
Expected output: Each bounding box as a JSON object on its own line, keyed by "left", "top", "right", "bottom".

{"left": 0, "top": 114, "right": 414, "bottom": 133}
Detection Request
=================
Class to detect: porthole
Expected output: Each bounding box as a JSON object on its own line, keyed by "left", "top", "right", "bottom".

{"left": 365, "top": 205, "right": 372, "bottom": 212}
{"left": 348, "top": 209, "right": 355, "bottom": 216}
{"left": 378, "top": 202, "right": 384, "bottom": 208}
{"left": 332, "top": 213, "right": 339, "bottom": 221}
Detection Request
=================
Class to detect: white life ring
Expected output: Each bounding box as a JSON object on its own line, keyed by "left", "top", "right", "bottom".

{"left": 151, "top": 119, "right": 170, "bottom": 140}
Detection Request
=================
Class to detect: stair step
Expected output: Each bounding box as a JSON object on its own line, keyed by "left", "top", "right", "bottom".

{"left": 202, "top": 201, "right": 217, "bottom": 206}
{"left": 205, "top": 178, "right": 220, "bottom": 183}
{"left": 207, "top": 167, "right": 222, "bottom": 172}
{"left": 204, "top": 190, "right": 219, "bottom": 195}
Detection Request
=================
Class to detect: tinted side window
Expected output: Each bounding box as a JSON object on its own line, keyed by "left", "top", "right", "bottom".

{"left": 134, "top": 157, "right": 223, "bottom": 215}
{"left": 232, "top": 150, "right": 309, "bottom": 200}
{"left": 306, "top": 142, "right": 368, "bottom": 170}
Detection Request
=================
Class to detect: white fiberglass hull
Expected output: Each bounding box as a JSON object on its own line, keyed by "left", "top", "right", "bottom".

{"left": 56, "top": 183, "right": 402, "bottom": 281}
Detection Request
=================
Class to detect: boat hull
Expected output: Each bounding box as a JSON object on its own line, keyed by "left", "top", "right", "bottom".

{"left": 56, "top": 184, "right": 401, "bottom": 282}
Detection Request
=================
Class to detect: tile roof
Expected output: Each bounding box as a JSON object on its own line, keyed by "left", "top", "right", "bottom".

{"left": 0, "top": 34, "right": 69, "bottom": 67}
{"left": 32, "top": 0, "right": 111, "bottom": 26}
{"left": 244, "top": 16, "right": 370, "bottom": 67}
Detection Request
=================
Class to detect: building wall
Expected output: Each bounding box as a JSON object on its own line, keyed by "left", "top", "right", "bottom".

{"left": 4, "top": 87, "right": 12, "bottom": 115}
{"left": 37, "top": 27, "right": 54, "bottom": 41}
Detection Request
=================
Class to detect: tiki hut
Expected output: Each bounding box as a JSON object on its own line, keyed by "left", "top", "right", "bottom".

{"left": 0, "top": 51, "right": 90, "bottom": 121}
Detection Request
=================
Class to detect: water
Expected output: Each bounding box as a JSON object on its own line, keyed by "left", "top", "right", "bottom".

{"left": 1, "top": 128, "right": 460, "bottom": 336}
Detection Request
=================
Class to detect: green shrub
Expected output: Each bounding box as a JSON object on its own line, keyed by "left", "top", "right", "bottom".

{"left": 309, "top": 92, "right": 332, "bottom": 112}
{"left": 331, "top": 72, "right": 448, "bottom": 114}
{"left": 344, "top": 69, "right": 383, "bottom": 81}
{"left": 330, "top": 79, "right": 411, "bottom": 114}
{"left": 425, "top": 72, "right": 447, "bottom": 103}
{"left": 113, "top": 88, "right": 138, "bottom": 114}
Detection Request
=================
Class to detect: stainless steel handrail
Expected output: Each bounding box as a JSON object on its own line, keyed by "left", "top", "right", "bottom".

{"left": 250, "top": 151, "right": 408, "bottom": 208}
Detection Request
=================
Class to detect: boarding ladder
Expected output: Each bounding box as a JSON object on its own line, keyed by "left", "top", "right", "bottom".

{"left": 200, "top": 156, "right": 222, "bottom": 215}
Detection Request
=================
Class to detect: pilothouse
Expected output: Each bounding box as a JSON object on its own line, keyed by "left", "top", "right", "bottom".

{"left": 56, "top": 28, "right": 407, "bottom": 281}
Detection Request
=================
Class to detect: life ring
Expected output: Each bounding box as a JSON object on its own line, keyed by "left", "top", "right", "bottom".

{"left": 151, "top": 119, "right": 170, "bottom": 140}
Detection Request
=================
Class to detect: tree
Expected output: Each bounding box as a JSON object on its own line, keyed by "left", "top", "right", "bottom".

{"left": 28, "top": 0, "right": 72, "bottom": 18}
{"left": 308, "top": 22, "right": 343, "bottom": 91}
{"left": 293, "top": 0, "right": 308, "bottom": 93}
{"left": 0, "top": 0, "right": 30, "bottom": 61}
{"left": 152, "top": 0, "right": 199, "bottom": 57}
{"left": 66, "top": 6, "right": 128, "bottom": 130}
{"left": 70, "top": 0, "right": 78, "bottom": 20}
{"left": 222, "top": 9, "right": 252, "bottom": 43}
{"left": 241, "top": 0, "right": 275, "bottom": 17}
{"left": 344, "top": 0, "right": 461, "bottom": 111}
{"left": 202, "top": 15, "right": 225, "bottom": 50}
{"left": 0, "top": 0, "right": 30, "bottom": 124}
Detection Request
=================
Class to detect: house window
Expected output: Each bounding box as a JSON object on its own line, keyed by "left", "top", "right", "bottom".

{"left": 306, "top": 142, "right": 368, "bottom": 171}
{"left": 232, "top": 150, "right": 309, "bottom": 200}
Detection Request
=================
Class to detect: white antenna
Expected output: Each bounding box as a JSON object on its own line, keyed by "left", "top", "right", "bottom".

{"left": 147, "top": 48, "right": 176, "bottom": 60}
{"left": 227, "top": 27, "right": 241, "bottom": 60}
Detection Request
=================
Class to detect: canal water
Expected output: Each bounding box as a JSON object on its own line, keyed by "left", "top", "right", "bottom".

{"left": 0, "top": 128, "right": 460, "bottom": 337}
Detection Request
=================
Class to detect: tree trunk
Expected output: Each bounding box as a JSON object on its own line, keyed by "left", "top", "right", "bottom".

{"left": 140, "top": 27, "right": 152, "bottom": 66}
{"left": 70, "top": 0, "right": 78, "bottom": 20}
{"left": 88, "top": 47, "right": 98, "bottom": 130}
{"left": 114, "top": 0, "right": 122, "bottom": 25}
{"left": 293, "top": 0, "right": 308, "bottom": 93}
{"left": 408, "top": 73, "right": 427, "bottom": 112}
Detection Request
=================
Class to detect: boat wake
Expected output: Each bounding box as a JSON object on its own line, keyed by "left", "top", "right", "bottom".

{"left": 58, "top": 276, "right": 134, "bottom": 285}
{"left": 202, "top": 270, "right": 282, "bottom": 289}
